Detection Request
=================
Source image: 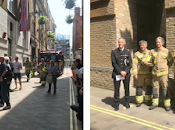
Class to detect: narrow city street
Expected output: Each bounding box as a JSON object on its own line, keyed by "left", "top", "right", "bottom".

{"left": 91, "top": 85, "right": 175, "bottom": 130}
{"left": 0, "top": 67, "right": 82, "bottom": 130}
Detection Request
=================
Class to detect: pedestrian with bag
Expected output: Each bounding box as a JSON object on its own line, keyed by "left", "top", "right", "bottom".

{"left": 47, "top": 60, "right": 59, "bottom": 94}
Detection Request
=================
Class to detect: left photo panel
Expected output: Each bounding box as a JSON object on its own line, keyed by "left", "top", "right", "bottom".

{"left": 0, "top": 0, "right": 83, "bottom": 129}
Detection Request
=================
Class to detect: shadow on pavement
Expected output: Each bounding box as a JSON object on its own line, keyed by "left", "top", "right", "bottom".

{"left": 102, "top": 96, "right": 137, "bottom": 108}
{"left": 0, "top": 73, "right": 73, "bottom": 130}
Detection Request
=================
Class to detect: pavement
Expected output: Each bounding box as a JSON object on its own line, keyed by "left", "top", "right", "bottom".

{"left": 90, "top": 82, "right": 175, "bottom": 130}
{"left": 0, "top": 67, "right": 82, "bottom": 130}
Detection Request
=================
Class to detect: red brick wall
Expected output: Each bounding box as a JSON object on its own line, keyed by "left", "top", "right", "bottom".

{"left": 72, "top": 7, "right": 82, "bottom": 54}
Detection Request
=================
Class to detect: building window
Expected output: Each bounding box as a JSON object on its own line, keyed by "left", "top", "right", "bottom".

{"left": 32, "top": 22, "right": 35, "bottom": 35}
{"left": 23, "top": 31, "right": 26, "bottom": 48}
{"left": 33, "top": 0, "right": 35, "bottom": 12}
{"left": 10, "top": 22, "right": 13, "bottom": 31}
{"left": 8, "top": 0, "right": 17, "bottom": 16}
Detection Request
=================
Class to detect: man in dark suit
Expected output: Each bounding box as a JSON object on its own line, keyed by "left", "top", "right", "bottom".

{"left": 111, "top": 37, "right": 132, "bottom": 111}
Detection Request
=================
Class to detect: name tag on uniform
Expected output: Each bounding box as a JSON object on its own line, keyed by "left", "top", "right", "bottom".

{"left": 116, "top": 75, "right": 125, "bottom": 81}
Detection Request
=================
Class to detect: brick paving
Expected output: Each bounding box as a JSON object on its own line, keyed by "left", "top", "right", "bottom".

{"left": 91, "top": 85, "right": 175, "bottom": 130}
{"left": 0, "top": 67, "right": 82, "bottom": 130}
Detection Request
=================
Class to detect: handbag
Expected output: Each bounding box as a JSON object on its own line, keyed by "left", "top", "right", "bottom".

{"left": 46, "top": 74, "right": 53, "bottom": 84}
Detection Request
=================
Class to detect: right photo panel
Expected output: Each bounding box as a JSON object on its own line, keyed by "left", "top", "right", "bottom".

{"left": 90, "top": 0, "right": 175, "bottom": 129}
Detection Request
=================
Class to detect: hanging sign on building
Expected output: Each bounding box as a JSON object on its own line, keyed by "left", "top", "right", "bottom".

{"left": 20, "top": 0, "right": 28, "bottom": 31}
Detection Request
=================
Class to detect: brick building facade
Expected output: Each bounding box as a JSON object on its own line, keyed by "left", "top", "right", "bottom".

{"left": 0, "top": 0, "right": 56, "bottom": 63}
{"left": 72, "top": 7, "right": 82, "bottom": 59}
{"left": 90, "top": 0, "right": 175, "bottom": 90}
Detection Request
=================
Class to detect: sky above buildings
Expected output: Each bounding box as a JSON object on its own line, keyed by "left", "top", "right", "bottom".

{"left": 48, "top": 0, "right": 82, "bottom": 48}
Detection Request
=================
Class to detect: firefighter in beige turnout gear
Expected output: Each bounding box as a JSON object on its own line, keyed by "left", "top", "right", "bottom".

{"left": 38, "top": 58, "right": 48, "bottom": 86}
{"left": 24, "top": 57, "right": 32, "bottom": 82}
{"left": 31, "top": 59, "right": 36, "bottom": 77}
{"left": 133, "top": 40, "right": 153, "bottom": 107}
{"left": 148, "top": 37, "right": 173, "bottom": 111}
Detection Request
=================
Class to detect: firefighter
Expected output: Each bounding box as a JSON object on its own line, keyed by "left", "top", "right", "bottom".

{"left": 24, "top": 57, "right": 32, "bottom": 82}
{"left": 148, "top": 37, "right": 173, "bottom": 111}
{"left": 31, "top": 59, "right": 36, "bottom": 77}
{"left": 38, "top": 58, "right": 48, "bottom": 86}
{"left": 133, "top": 40, "right": 153, "bottom": 107}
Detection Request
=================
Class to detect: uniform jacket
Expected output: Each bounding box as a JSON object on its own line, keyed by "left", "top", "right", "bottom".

{"left": 24, "top": 61, "right": 32, "bottom": 74}
{"left": 111, "top": 48, "right": 132, "bottom": 79}
{"left": 132, "top": 49, "right": 152, "bottom": 76}
{"left": 151, "top": 47, "right": 173, "bottom": 76}
{"left": 38, "top": 63, "right": 48, "bottom": 77}
{"left": 31, "top": 61, "right": 36, "bottom": 71}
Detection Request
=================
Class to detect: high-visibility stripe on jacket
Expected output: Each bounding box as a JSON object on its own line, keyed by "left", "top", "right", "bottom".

{"left": 151, "top": 47, "right": 173, "bottom": 77}
{"left": 132, "top": 49, "right": 152, "bottom": 76}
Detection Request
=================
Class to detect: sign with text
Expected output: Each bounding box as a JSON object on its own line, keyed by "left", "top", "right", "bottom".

{"left": 20, "top": 0, "right": 28, "bottom": 31}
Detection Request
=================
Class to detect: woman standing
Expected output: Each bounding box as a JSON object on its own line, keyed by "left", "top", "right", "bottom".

{"left": 47, "top": 60, "right": 59, "bottom": 94}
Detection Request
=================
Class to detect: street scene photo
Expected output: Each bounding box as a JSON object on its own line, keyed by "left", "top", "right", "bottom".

{"left": 0, "top": 0, "right": 83, "bottom": 130}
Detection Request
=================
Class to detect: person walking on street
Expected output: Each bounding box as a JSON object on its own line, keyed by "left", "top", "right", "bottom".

{"left": 38, "top": 58, "right": 48, "bottom": 86}
{"left": 24, "top": 57, "right": 32, "bottom": 82}
{"left": 47, "top": 60, "right": 59, "bottom": 94}
{"left": 133, "top": 40, "right": 153, "bottom": 107}
{"left": 148, "top": 37, "right": 173, "bottom": 111}
{"left": 0, "top": 57, "right": 11, "bottom": 110}
{"left": 13, "top": 57, "right": 22, "bottom": 90}
{"left": 31, "top": 59, "right": 36, "bottom": 77}
{"left": 111, "top": 37, "right": 132, "bottom": 111}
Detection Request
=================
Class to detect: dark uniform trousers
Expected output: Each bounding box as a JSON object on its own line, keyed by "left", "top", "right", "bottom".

{"left": 111, "top": 48, "right": 132, "bottom": 105}
{"left": 114, "top": 78, "right": 130, "bottom": 104}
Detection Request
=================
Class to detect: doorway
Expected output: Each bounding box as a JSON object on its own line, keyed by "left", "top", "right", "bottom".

{"left": 8, "top": 38, "right": 12, "bottom": 56}
{"left": 137, "top": 0, "right": 165, "bottom": 50}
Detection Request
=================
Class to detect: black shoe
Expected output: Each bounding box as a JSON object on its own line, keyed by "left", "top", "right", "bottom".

{"left": 165, "top": 106, "right": 171, "bottom": 111}
{"left": 9, "top": 89, "right": 13, "bottom": 92}
{"left": 125, "top": 103, "right": 130, "bottom": 109}
{"left": 70, "top": 105, "right": 79, "bottom": 112}
{"left": 46, "top": 90, "right": 51, "bottom": 93}
{"left": 54, "top": 90, "right": 56, "bottom": 94}
{"left": 146, "top": 101, "right": 152, "bottom": 106}
{"left": 114, "top": 104, "right": 119, "bottom": 111}
{"left": 3, "top": 105, "right": 11, "bottom": 110}
{"left": 149, "top": 105, "right": 157, "bottom": 110}
{"left": 136, "top": 103, "right": 142, "bottom": 107}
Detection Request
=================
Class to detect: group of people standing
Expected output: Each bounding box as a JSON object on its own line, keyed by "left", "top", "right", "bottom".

{"left": 0, "top": 56, "right": 22, "bottom": 110}
{"left": 71, "top": 59, "right": 83, "bottom": 126}
{"left": 0, "top": 56, "right": 60, "bottom": 110}
{"left": 111, "top": 36, "right": 173, "bottom": 112}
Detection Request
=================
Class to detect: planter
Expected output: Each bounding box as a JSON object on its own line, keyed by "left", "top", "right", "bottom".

{"left": 47, "top": 31, "right": 55, "bottom": 38}
{"left": 65, "top": 0, "right": 75, "bottom": 9}
{"left": 38, "top": 16, "right": 48, "bottom": 25}
{"left": 66, "top": 15, "right": 74, "bottom": 24}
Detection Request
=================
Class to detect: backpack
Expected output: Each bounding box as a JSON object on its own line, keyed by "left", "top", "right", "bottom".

{"left": 4, "top": 64, "right": 12, "bottom": 82}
